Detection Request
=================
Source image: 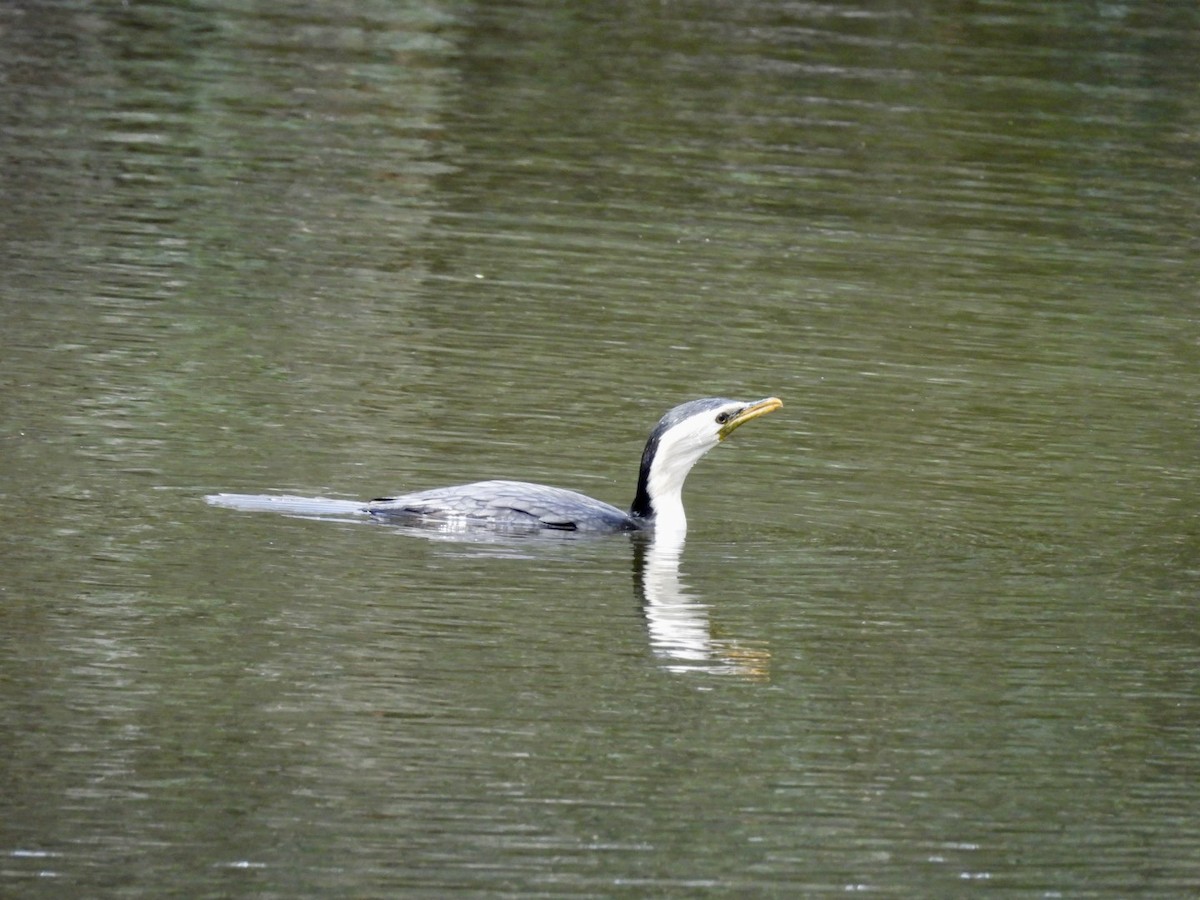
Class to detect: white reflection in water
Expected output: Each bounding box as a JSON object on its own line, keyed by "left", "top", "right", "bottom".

{"left": 206, "top": 491, "right": 769, "bottom": 678}
{"left": 636, "top": 531, "right": 769, "bottom": 681}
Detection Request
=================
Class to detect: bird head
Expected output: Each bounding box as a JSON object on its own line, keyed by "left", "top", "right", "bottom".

{"left": 631, "top": 396, "right": 782, "bottom": 526}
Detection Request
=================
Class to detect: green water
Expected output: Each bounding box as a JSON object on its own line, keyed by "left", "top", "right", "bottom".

{"left": 2, "top": 1, "right": 1198, "bottom": 896}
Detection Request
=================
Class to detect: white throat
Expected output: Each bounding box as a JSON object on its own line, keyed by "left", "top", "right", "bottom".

{"left": 645, "top": 424, "right": 718, "bottom": 534}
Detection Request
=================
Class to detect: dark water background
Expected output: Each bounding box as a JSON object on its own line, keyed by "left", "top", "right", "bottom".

{"left": 2, "top": 1, "right": 1198, "bottom": 896}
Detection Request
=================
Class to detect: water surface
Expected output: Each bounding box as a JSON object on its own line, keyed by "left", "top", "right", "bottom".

{"left": 2, "top": 1, "right": 1198, "bottom": 896}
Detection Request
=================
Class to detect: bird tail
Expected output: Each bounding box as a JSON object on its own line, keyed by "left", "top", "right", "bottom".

{"left": 205, "top": 493, "right": 368, "bottom": 520}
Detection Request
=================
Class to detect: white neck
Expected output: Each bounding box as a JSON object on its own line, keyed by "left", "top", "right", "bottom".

{"left": 646, "top": 427, "right": 715, "bottom": 534}
{"left": 649, "top": 484, "right": 687, "bottom": 534}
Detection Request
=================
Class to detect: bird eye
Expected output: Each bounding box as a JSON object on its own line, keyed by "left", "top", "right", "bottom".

{"left": 716, "top": 411, "right": 731, "bottom": 424}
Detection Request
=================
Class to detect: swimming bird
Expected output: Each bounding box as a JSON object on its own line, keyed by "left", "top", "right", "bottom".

{"left": 207, "top": 396, "right": 781, "bottom": 534}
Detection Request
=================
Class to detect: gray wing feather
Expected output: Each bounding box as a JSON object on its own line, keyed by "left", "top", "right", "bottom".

{"left": 366, "top": 480, "right": 638, "bottom": 532}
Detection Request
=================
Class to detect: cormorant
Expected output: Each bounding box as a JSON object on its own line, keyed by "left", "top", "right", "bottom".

{"left": 207, "top": 396, "right": 781, "bottom": 534}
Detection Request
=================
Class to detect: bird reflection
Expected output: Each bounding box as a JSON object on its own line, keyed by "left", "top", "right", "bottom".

{"left": 204, "top": 494, "right": 768, "bottom": 679}
{"left": 633, "top": 531, "right": 770, "bottom": 680}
